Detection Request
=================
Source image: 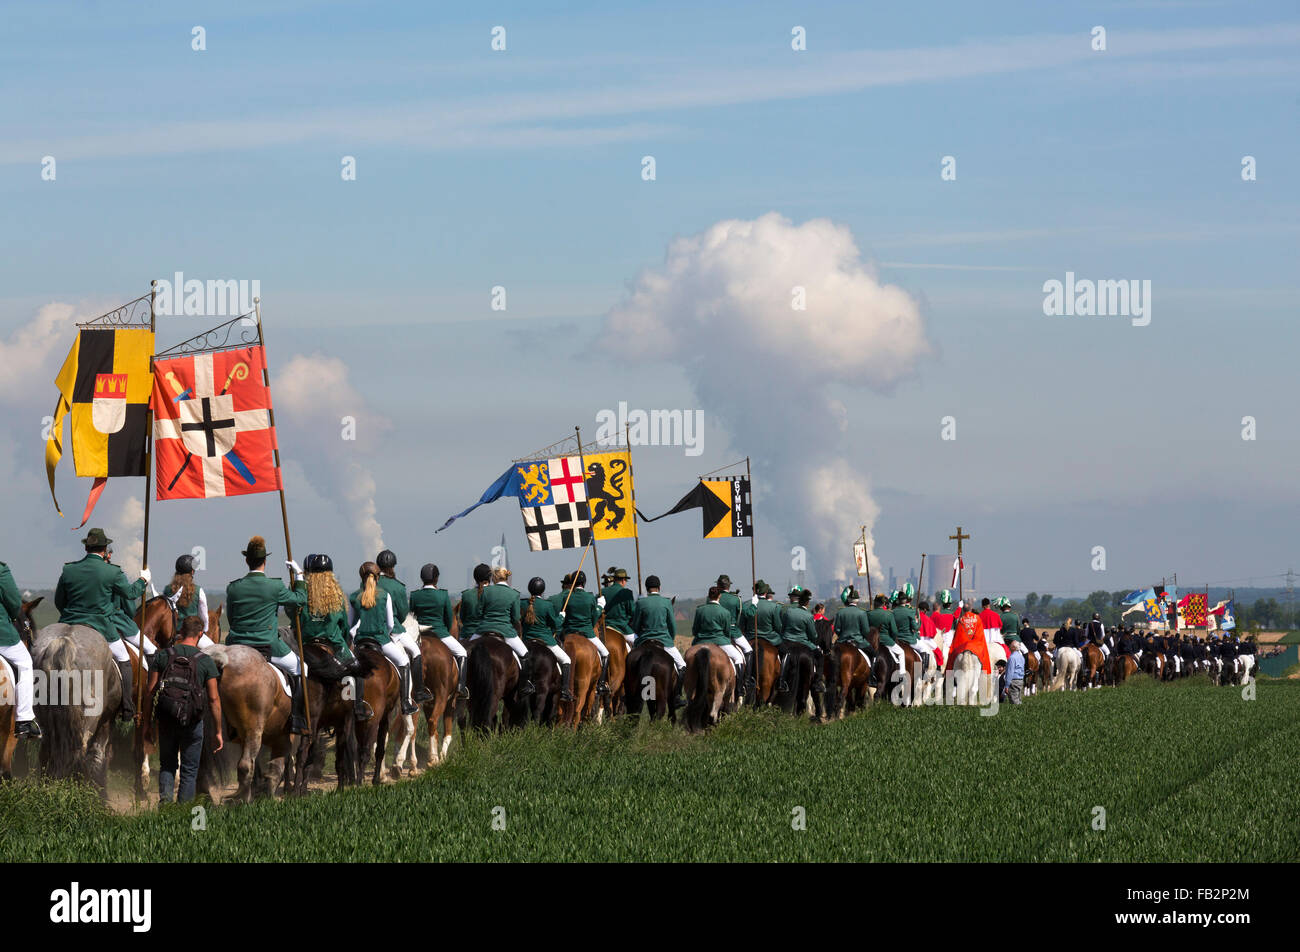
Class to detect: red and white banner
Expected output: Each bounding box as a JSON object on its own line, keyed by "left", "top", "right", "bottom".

{"left": 151, "top": 346, "right": 281, "bottom": 500}
{"left": 951, "top": 556, "right": 963, "bottom": 589}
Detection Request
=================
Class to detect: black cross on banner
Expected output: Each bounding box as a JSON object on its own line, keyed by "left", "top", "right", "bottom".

{"left": 182, "top": 396, "right": 235, "bottom": 457}
{"left": 522, "top": 502, "right": 592, "bottom": 550}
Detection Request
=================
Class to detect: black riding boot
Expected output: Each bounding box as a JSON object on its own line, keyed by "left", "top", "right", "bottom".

{"left": 559, "top": 662, "right": 574, "bottom": 702}
{"left": 398, "top": 664, "right": 417, "bottom": 715}
{"left": 349, "top": 667, "right": 373, "bottom": 722}
{"left": 290, "top": 676, "right": 309, "bottom": 735}
{"left": 516, "top": 654, "right": 537, "bottom": 697}
{"left": 116, "top": 660, "right": 136, "bottom": 721}
{"left": 596, "top": 655, "right": 610, "bottom": 696}
{"left": 455, "top": 656, "right": 470, "bottom": 699}
{"left": 410, "top": 656, "right": 433, "bottom": 703}
{"left": 777, "top": 651, "right": 792, "bottom": 694}
{"left": 16, "top": 718, "right": 42, "bottom": 739}
{"left": 812, "top": 652, "right": 826, "bottom": 694}
{"left": 671, "top": 666, "right": 688, "bottom": 709}
{"left": 743, "top": 650, "right": 756, "bottom": 695}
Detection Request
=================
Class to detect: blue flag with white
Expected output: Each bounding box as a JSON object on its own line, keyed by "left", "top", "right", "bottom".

{"left": 436, "top": 461, "right": 544, "bottom": 532}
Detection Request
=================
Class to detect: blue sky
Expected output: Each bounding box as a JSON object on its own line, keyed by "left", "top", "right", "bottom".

{"left": 1, "top": 1, "right": 1296, "bottom": 599}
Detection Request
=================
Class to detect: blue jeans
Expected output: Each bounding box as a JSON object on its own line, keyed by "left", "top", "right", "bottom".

{"left": 158, "top": 716, "right": 204, "bottom": 803}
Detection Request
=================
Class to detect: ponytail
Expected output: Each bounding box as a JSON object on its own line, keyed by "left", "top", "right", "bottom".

{"left": 359, "top": 561, "right": 380, "bottom": 610}
{"left": 524, "top": 595, "right": 537, "bottom": 627}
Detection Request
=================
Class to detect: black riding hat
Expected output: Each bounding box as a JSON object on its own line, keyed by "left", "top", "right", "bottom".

{"left": 528, "top": 577, "right": 546, "bottom": 597}
{"left": 305, "top": 553, "right": 333, "bottom": 574}
{"left": 377, "top": 549, "right": 397, "bottom": 570}
{"left": 175, "top": 554, "right": 197, "bottom": 575}
{"left": 472, "top": 563, "right": 492, "bottom": 584}
{"left": 420, "top": 563, "right": 439, "bottom": 584}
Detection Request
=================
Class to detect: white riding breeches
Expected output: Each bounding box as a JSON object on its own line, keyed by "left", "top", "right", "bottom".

{"left": 0, "top": 641, "right": 35, "bottom": 720}
{"left": 109, "top": 638, "right": 132, "bottom": 663}
{"left": 469, "top": 632, "right": 526, "bottom": 667}
{"left": 1017, "top": 641, "right": 1028, "bottom": 655}
{"left": 379, "top": 641, "right": 408, "bottom": 670}
{"left": 1171, "top": 655, "right": 1182, "bottom": 673}
{"left": 623, "top": 631, "right": 636, "bottom": 648}
{"left": 548, "top": 643, "right": 572, "bottom": 665}
{"left": 720, "top": 643, "right": 744, "bottom": 667}
{"left": 666, "top": 645, "right": 686, "bottom": 671}
{"left": 1100, "top": 643, "right": 1110, "bottom": 658}
{"left": 589, "top": 634, "right": 609, "bottom": 660}
{"left": 441, "top": 635, "right": 467, "bottom": 659}
{"left": 122, "top": 631, "right": 156, "bottom": 657}
{"left": 394, "top": 631, "right": 420, "bottom": 661}
{"left": 272, "top": 650, "right": 302, "bottom": 677}
{"left": 887, "top": 643, "right": 905, "bottom": 668}
{"left": 733, "top": 634, "right": 752, "bottom": 654}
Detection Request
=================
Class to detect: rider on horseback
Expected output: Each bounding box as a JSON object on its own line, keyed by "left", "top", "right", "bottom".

{"left": 225, "top": 535, "right": 310, "bottom": 733}
{"left": 601, "top": 568, "right": 637, "bottom": 650}
{"left": 630, "top": 575, "right": 685, "bottom": 708}
{"left": 55, "top": 528, "right": 152, "bottom": 721}
{"left": 521, "top": 576, "right": 573, "bottom": 702}
{"left": 289, "top": 554, "right": 373, "bottom": 722}
{"left": 348, "top": 561, "right": 418, "bottom": 716}
{"left": 558, "top": 571, "right": 609, "bottom": 696}
{"left": 866, "top": 592, "right": 902, "bottom": 675}
{"left": 0, "top": 559, "right": 40, "bottom": 737}
{"left": 777, "top": 588, "right": 824, "bottom": 695}
{"left": 164, "top": 554, "right": 215, "bottom": 648}
{"left": 833, "top": 585, "right": 873, "bottom": 663}
{"left": 474, "top": 566, "right": 536, "bottom": 698}
{"left": 716, "top": 575, "right": 754, "bottom": 700}
{"left": 691, "top": 587, "right": 743, "bottom": 686}
{"left": 891, "top": 586, "right": 922, "bottom": 674}
{"left": 376, "top": 550, "right": 433, "bottom": 705}
{"left": 741, "top": 580, "right": 784, "bottom": 696}
{"left": 410, "top": 563, "right": 469, "bottom": 699}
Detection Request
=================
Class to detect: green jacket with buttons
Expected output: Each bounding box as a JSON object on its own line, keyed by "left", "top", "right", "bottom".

{"left": 55, "top": 553, "right": 147, "bottom": 642}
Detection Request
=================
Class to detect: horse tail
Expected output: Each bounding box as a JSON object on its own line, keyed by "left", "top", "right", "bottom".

{"left": 204, "top": 644, "right": 230, "bottom": 671}
{"left": 42, "top": 636, "right": 88, "bottom": 779}
{"left": 467, "top": 643, "right": 497, "bottom": 729}
{"left": 824, "top": 644, "right": 841, "bottom": 710}
{"left": 685, "top": 647, "right": 712, "bottom": 730}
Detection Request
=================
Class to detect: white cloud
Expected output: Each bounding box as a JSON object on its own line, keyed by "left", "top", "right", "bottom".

{"left": 276, "top": 353, "right": 390, "bottom": 555}
{"left": 603, "top": 213, "right": 931, "bottom": 584}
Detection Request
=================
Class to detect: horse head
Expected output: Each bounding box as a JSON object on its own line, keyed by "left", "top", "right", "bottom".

{"left": 18, "top": 597, "right": 41, "bottom": 648}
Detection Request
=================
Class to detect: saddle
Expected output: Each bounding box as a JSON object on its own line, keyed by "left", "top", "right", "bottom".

{"left": 304, "top": 639, "right": 349, "bottom": 682}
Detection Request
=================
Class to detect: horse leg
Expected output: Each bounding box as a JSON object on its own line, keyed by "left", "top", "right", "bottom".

{"left": 372, "top": 715, "right": 390, "bottom": 786}
{"left": 238, "top": 729, "right": 263, "bottom": 802}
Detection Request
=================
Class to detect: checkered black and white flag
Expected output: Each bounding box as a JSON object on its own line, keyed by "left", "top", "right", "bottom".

{"left": 521, "top": 501, "right": 592, "bottom": 551}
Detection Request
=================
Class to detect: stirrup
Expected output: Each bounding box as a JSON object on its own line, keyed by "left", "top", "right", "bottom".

{"left": 596, "top": 679, "right": 610, "bottom": 696}
{"left": 560, "top": 688, "right": 575, "bottom": 702}
{"left": 517, "top": 679, "right": 536, "bottom": 697}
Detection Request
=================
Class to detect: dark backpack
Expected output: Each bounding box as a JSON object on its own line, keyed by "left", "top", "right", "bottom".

{"left": 156, "top": 647, "right": 206, "bottom": 726}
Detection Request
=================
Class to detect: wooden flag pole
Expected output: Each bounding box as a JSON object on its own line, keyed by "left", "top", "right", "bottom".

{"left": 253, "top": 297, "right": 310, "bottom": 733}
{"left": 917, "top": 553, "right": 926, "bottom": 604}
{"left": 135, "top": 278, "right": 158, "bottom": 726}
{"left": 747, "top": 457, "right": 760, "bottom": 709}
{"left": 626, "top": 423, "right": 643, "bottom": 596}
{"left": 949, "top": 526, "right": 970, "bottom": 604}
{"left": 573, "top": 426, "right": 601, "bottom": 589}
{"left": 561, "top": 537, "right": 595, "bottom": 616}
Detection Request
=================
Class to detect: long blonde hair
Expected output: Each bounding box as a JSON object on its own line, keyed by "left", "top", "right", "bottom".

{"left": 492, "top": 566, "right": 511, "bottom": 584}
{"left": 359, "top": 562, "right": 380, "bottom": 610}
{"left": 307, "top": 570, "right": 345, "bottom": 615}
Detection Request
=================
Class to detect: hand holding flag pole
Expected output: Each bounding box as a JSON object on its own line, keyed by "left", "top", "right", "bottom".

{"left": 560, "top": 536, "right": 595, "bottom": 616}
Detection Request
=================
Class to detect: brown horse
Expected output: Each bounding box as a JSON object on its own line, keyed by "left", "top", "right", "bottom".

{"left": 350, "top": 640, "right": 401, "bottom": 785}
{"left": 0, "top": 599, "right": 41, "bottom": 780}
{"left": 597, "top": 617, "right": 629, "bottom": 720}
{"left": 683, "top": 643, "right": 734, "bottom": 732}
{"left": 825, "top": 641, "right": 871, "bottom": 719}
{"left": 558, "top": 634, "right": 601, "bottom": 728}
{"left": 751, "top": 638, "right": 781, "bottom": 707}
{"left": 198, "top": 644, "right": 294, "bottom": 803}
{"left": 1081, "top": 643, "right": 1106, "bottom": 689}
{"left": 207, "top": 602, "right": 224, "bottom": 642}
{"left": 1113, "top": 653, "right": 1139, "bottom": 683}
{"left": 465, "top": 633, "right": 524, "bottom": 732}
{"left": 391, "top": 631, "right": 460, "bottom": 774}
{"left": 623, "top": 640, "right": 677, "bottom": 722}
{"left": 291, "top": 641, "right": 362, "bottom": 793}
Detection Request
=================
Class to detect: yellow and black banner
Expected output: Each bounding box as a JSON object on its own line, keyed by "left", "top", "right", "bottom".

{"left": 46, "top": 327, "right": 154, "bottom": 514}
{"left": 638, "top": 476, "right": 752, "bottom": 539}
{"left": 583, "top": 449, "right": 636, "bottom": 540}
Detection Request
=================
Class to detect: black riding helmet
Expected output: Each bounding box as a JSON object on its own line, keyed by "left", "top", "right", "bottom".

{"left": 377, "top": 549, "right": 397, "bottom": 571}
{"left": 420, "top": 563, "right": 439, "bottom": 585}
{"left": 175, "top": 553, "right": 197, "bottom": 574}
{"left": 573, "top": 570, "right": 586, "bottom": 587}
{"left": 305, "top": 553, "right": 333, "bottom": 574}
{"left": 528, "top": 576, "right": 546, "bottom": 597}
{"left": 472, "top": 563, "right": 492, "bottom": 584}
